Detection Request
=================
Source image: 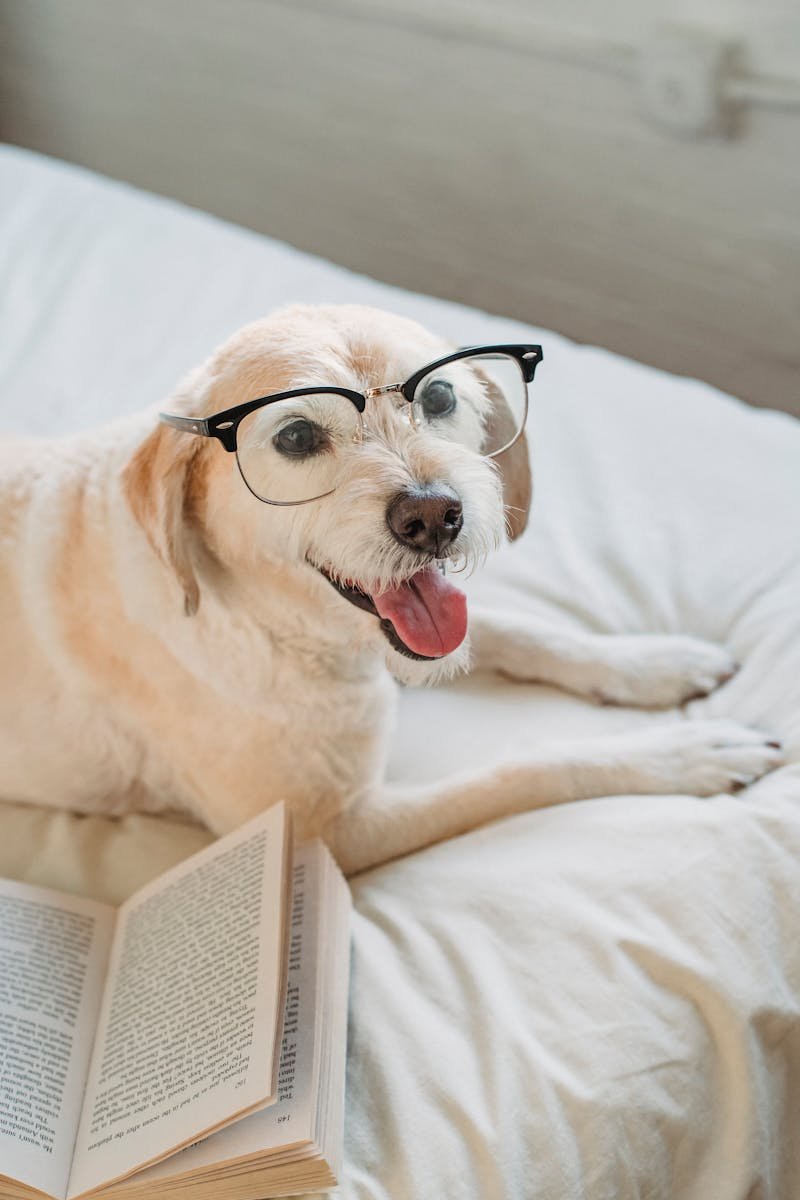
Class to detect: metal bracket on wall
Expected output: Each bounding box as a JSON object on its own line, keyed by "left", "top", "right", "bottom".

{"left": 637, "top": 25, "right": 741, "bottom": 138}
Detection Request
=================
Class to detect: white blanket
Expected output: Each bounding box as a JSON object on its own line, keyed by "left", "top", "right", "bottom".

{"left": 2, "top": 145, "right": 799, "bottom": 1200}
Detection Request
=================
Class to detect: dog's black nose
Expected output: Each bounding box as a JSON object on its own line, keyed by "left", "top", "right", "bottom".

{"left": 386, "top": 487, "right": 464, "bottom": 555}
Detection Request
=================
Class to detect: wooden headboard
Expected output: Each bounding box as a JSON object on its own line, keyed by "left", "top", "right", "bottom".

{"left": 1, "top": 0, "right": 798, "bottom": 414}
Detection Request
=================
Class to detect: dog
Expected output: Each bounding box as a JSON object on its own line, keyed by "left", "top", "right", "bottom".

{"left": 0, "top": 304, "right": 782, "bottom": 874}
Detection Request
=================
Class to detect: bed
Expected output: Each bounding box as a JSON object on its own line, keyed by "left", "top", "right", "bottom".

{"left": 2, "top": 144, "right": 799, "bottom": 1200}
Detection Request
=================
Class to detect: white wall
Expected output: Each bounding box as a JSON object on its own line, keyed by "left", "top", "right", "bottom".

{"left": 1, "top": 0, "right": 798, "bottom": 413}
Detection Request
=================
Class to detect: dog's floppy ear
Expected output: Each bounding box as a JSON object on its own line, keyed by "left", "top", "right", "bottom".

{"left": 482, "top": 380, "right": 532, "bottom": 541}
{"left": 122, "top": 422, "right": 203, "bottom": 616}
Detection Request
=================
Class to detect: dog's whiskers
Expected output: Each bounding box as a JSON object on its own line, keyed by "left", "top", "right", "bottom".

{"left": 311, "top": 532, "right": 493, "bottom": 596}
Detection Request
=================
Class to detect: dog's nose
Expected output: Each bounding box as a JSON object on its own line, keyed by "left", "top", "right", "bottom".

{"left": 386, "top": 487, "right": 464, "bottom": 555}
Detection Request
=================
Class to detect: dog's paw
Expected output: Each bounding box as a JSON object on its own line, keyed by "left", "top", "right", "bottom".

{"left": 629, "top": 719, "right": 784, "bottom": 796}
{"left": 586, "top": 635, "right": 739, "bottom": 709}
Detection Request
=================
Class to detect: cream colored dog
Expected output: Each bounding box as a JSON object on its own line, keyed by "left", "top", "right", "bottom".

{"left": 0, "top": 305, "right": 782, "bottom": 874}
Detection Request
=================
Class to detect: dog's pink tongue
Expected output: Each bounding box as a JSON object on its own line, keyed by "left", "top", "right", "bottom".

{"left": 373, "top": 566, "right": 468, "bottom": 658}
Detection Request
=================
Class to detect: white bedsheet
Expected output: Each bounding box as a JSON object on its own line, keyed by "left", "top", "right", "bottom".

{"left": 2, "top": 145, "right": 800, "bottom": 1200}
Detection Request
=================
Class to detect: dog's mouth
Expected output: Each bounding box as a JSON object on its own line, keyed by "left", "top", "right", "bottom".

{"left": 315, "top": 562, "right": 468, "bottom": 661}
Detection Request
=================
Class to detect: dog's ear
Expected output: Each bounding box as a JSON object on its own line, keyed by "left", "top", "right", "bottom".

{"left": 482, "top": 379, "right": 532, "bottom": 541}
{"left": 122, "top": 422, "right": 203, "bottom": 616}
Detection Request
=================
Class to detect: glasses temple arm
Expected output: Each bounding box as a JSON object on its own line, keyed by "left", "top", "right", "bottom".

{"left": 158, "top": 413, "right": 211, "bottom": 436}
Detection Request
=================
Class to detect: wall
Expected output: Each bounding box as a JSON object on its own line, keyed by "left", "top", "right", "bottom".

{"left": 1, "top": 0, "right": 798, "bottom": 413}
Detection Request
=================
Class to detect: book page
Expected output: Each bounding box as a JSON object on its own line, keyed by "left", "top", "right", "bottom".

{"left": 122, "top": 841, "right": 327, "bottom": 1187}
{"left": 0, "top": 880, "right": 115, "bottom": 1200}
{"left": 67, "top": 803, "right": 289, "bottom": 1200}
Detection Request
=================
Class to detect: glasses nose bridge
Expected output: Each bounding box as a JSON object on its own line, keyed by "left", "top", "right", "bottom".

{"left": 364, "top": 382, "right": 406, "bottom": 401}
{"left": 363, "top": 381, "right": 416, "bottom": 429}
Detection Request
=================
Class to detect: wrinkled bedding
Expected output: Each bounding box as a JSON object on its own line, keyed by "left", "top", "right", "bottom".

{"left": 1, "top": 145, "right": 799, "bottom": 1200}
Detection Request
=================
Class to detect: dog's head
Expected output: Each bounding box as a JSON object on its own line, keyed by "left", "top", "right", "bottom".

{"left": 123, "top": 305, "right": 532, "bottom": 682}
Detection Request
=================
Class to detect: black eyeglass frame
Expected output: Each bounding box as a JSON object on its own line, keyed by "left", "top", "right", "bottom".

{"left": 158, "top": 343, "right": 543, "bottom": 454}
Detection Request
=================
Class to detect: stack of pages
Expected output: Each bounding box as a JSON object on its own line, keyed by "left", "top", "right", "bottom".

{"left": 0, "top": 802, "right": 351, "bottom": 1199}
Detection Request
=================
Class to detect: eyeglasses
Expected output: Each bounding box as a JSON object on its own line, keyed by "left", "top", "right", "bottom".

{"left": 159, "top": 343, "right": 542, "bottom": 506}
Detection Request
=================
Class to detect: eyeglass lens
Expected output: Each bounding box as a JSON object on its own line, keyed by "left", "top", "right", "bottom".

{"left": 410, "top": 352, "right": 527, "bottom": 457}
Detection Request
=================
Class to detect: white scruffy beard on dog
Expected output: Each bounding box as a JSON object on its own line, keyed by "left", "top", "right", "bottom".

{"left": 299, "top": 442, "right": 504, "bottom": 686}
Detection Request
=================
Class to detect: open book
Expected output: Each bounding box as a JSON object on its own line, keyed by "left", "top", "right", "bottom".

{"left": 0, "top": 802, "right": 351, "bottom": 1200}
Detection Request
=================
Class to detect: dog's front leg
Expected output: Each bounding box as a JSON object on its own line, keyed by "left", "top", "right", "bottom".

{"left": 323, "top": 720, "right": 781, "bottom": 875}
{"left": 469, "top": 607, "right": 739, "bottom": 708}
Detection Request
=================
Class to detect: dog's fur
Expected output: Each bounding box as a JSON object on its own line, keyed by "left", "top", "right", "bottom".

{"left": 0, "top": 305, "right": 782, "bottom": 874}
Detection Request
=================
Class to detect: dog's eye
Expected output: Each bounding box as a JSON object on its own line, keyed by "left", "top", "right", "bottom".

{"left": 273, "top": 419, "right": 330, "bottom": 458}
{"left": 419, "top": 379, "right": 457, "bottom": 418}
